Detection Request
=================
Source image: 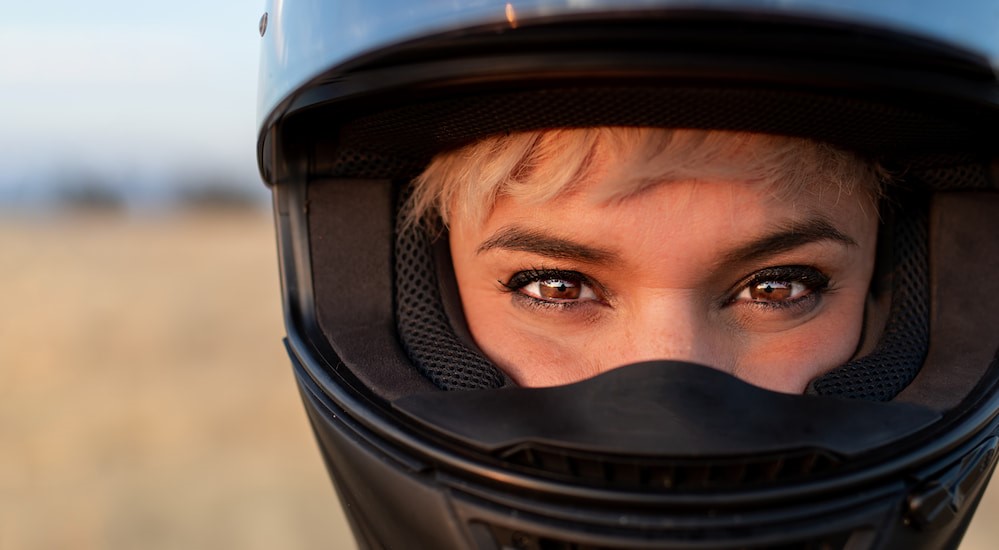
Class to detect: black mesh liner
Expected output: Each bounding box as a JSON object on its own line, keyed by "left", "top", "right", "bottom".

{"left": 394, "top": 196, "right": 506, "bottom": 391}
{"left": 313, "top": 87, "right": 993, "bottom": 181}
{"left": 807, "top": 198, "right": 930, "bottom": 401}
{"left": 913, "top": 161, "right": 994, "bottom": 191}
{"left": 327, "top": 148, "right": 426, "bottom": 181}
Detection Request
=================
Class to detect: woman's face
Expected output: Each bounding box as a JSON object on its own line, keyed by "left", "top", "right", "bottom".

{"left": 449, "top": 159, "right": 879, "bottom": 393}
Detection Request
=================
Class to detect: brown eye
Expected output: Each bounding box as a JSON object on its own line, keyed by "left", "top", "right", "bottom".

{"left": 737, "top": 278, "right": 812, "bottom": 304}
{"left": 506, "top": 270, "right": 599, "bottom": 304}
{"left": 730, "top": 266, "right": 829, "bottom": 312}
{"left": 538, "top": 279, "right": 581, "bottom": 300}
{"left": 749, "top": 281, "right": 794, "bottom": 301}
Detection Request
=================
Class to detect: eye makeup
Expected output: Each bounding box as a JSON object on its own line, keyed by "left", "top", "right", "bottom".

{"left": 500, "top": 268, "right": 603, "bottom": 311}
{"left": 502, "top": 264, "right": 832, "bottom": 314}
{"left": 727, "top": 265, "right": 831, "bottom": 313}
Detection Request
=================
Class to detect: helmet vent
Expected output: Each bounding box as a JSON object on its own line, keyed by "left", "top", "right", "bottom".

{"left": 500, "top": 445, "right": 843, "bottom": 491}
{"left": 475, "top": 521, "right": 854, "bottom": 549}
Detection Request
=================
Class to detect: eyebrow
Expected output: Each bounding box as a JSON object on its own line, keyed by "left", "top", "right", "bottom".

{"left": 476, "top": 226, "right": 618, "bottom": 263}
{"left": 475, "top": 216, "right": 857, "bottom": 266}
{"left": 721, "top": 217, "right": 858, "bottom": 266}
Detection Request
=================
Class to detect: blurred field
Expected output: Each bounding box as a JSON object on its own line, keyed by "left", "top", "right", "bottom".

{"left": 0, "top": 210, "right": 354, "bottom": 550}
{"left": 0, "top": 211, "right": 995, "bottom": 549}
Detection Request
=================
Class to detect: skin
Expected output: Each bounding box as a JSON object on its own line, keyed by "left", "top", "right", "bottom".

{"left": 450, "top": 166, "right": 879, "bottom": 394}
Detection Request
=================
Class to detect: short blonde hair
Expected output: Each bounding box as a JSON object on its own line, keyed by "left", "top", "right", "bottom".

{"left": 407, "top": 128, "right": 883, "bottom": 229}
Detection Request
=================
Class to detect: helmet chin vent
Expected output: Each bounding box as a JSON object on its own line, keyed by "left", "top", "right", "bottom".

{"left": 500, "top": 445, "right": 844, "bottom": 491}
{"left": 473, "top": 521, "right": 856, "bottom": 550}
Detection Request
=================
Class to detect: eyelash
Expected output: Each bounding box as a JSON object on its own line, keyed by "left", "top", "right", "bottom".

{"left": 727, "top": 265, "right": 831, "bottom": 312}
{"left": 501, "top": 266, "right": 831, "bottom": 313}
{"left": 500, "top": 268, "right": 602, "bottom": 311}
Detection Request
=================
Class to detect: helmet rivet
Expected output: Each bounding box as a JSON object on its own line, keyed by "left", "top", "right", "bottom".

{"left": 259, "top": 12, "right": 268, "bottom": 37}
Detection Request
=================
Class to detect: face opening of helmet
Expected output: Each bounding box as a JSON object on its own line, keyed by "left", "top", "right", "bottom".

{"left": 407, "top": 127, "right": 886, "bottom": 392}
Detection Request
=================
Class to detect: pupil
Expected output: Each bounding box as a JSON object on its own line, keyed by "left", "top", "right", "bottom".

{"left": 751, "top": 281, "right": 792, "bottom": 301}
{"left": 539, "top": 279, "right": 580, "bottom": 299}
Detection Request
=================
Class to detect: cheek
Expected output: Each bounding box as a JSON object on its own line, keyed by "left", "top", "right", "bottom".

{"left": 459, "top": 279, "right": 870, "bottom": 392}
{"left": 460, "top": 287, "right": 603, "bottom": 386}
{"left": 451, "top": 226, "right": 604, "bottom": 387}
{"left": 733, "top": 291, "right": 867, "bottom": 393}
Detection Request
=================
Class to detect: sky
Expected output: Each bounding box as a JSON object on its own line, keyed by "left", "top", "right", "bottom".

{"left": 0, "top": 1, "right": 266, "bottom": 207}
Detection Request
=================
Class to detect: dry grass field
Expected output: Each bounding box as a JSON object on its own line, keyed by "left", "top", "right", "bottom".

{"left": 1, "top": 210, "right": 995, "bottom": 549}
{"left": 0, "top": 210, "right": 354, "bottom": 550}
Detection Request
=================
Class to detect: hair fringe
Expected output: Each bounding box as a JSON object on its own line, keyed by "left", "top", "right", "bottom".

{"left": 404, "top": 128, "right": 885, "bottom": 231}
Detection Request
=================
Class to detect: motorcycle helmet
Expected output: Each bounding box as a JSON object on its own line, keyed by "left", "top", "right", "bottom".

{"left": 256, "top": 1, "right": 999, "bottom": 548}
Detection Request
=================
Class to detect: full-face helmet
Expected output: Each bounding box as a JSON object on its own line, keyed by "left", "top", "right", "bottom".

{"left": 257, "top": 2, "right": 999, "bottom": 548}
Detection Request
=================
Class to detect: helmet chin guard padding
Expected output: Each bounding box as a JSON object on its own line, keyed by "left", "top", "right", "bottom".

{"left": 259, "top": 2, "right": 999, "bottom": 548}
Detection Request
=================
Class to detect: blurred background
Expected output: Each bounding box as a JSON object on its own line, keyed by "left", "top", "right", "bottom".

{"left": 0, "top": 2, "right": 994, "bottom": 549}
{"left": 1, "top": 2, "right": 354, "bottom": 548}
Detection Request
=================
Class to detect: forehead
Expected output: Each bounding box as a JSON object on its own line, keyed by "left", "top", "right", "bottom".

{"left": 579, "top": 131, "right": 859, "bottom": 207}
{"left": 489, "top": 175, "right": 843, "bottom": 237}
{"left": 464, "top": 131, "right": 879, "bottom": 249}
{"left": 464, "top": 176, "right": 876, "bottom": 291}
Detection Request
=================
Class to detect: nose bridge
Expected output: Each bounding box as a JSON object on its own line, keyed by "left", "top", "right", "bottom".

{"left": 621, "top": 291, "right": 719, "bottom": 368}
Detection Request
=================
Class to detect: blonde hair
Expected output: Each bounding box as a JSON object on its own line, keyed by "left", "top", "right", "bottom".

{"left": 407, "top": 128, "right": 883, "bottom": 229}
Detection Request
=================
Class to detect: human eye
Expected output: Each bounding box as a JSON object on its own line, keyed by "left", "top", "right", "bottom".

{"left": 729, "top": 266, "right": 830, "bottom": 312}
{"left": 501, "top": 268, "right": 601, "bottom": 308}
